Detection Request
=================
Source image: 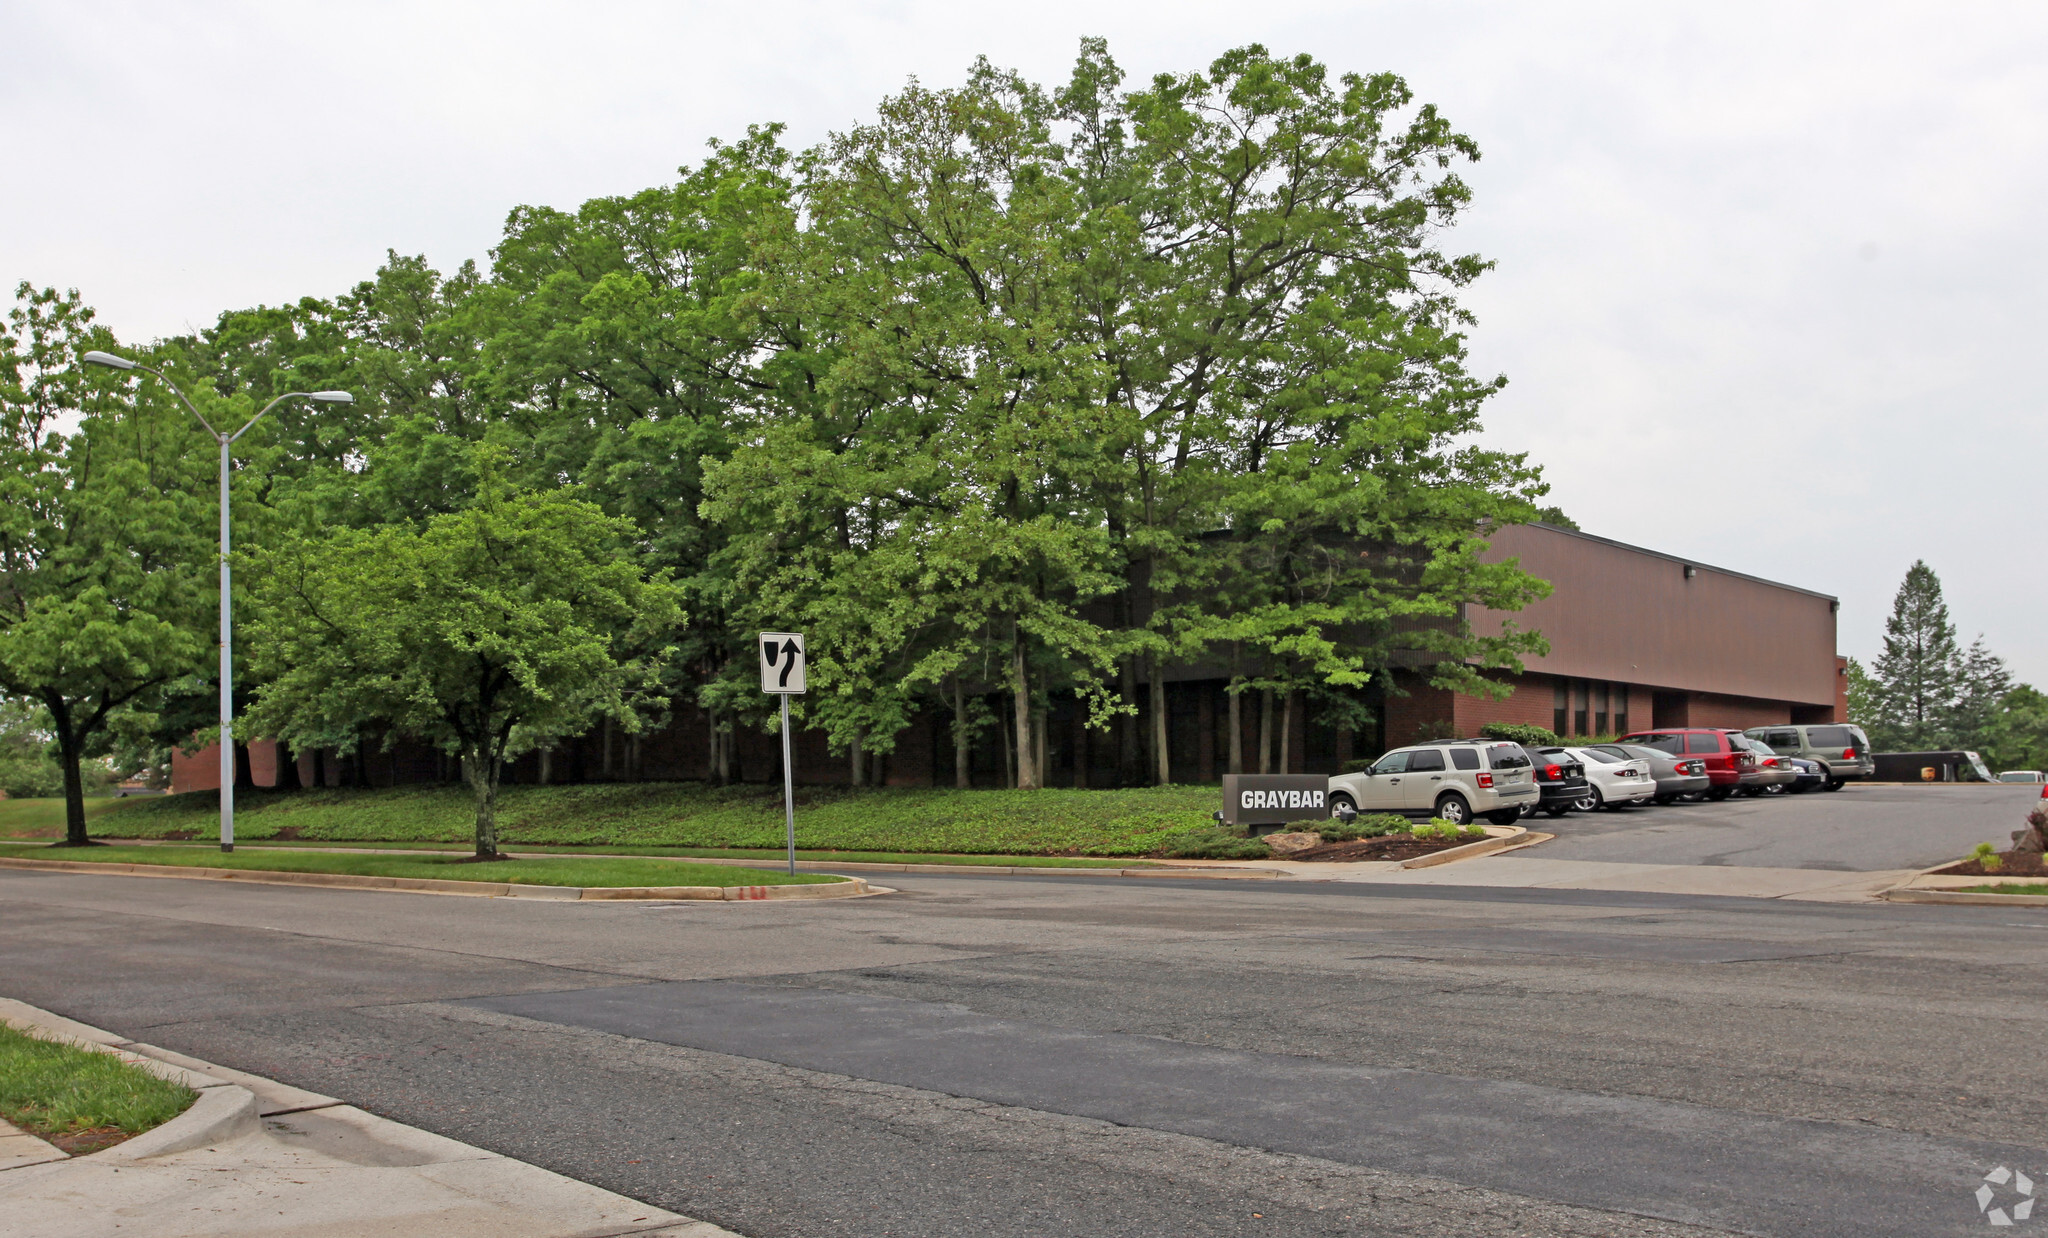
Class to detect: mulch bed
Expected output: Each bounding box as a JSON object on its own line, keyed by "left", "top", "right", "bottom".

{"left": 1935, "top": 850, "right": 2048, "bottom": 878}
{"left": 44, "top": 1125, "right": 136, "bottom": 1155}
{"left": 1283, "top": 836, "right": 1482, "bottom": 863}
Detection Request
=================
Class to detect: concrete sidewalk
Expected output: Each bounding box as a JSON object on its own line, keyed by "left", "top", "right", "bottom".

{"left": 0, "top": 998, "right": 738, "bottom": 1237}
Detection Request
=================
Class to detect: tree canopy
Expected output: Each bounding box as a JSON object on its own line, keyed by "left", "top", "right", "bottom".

{"left": 9, "top": 41, "right": 1559, "bottom": 801}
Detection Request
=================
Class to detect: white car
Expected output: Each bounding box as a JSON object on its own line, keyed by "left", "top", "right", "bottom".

{"left": 1554, "top": 745, "right": 1657, "bottom": 810}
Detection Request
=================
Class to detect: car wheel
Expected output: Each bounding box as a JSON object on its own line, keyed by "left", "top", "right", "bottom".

{"left": 1544, "top": 805, "right": 1569, "bottom": 818}
{"left": 1434, "top": 793, "right": 1472, "bottom": 825}
{"left": 1487, "top": 809, "right": 1520, "bottom": 826}
{"left": 1653, "top": 794, "right": 1675, "bottom": 805}
{"left": 1331, "top": 792, "right": 1357, "bottom": 814}
{"left": 1706, "top": 787, "right": 1731, "bottom": 801}
{"left": 1575, "top": 786, "right": 1603, "bottom": 812}
{"left": 1762, "top": 782, "right": 1786, "bottom": 795}
{"left": 1824, "top": 779, "right": 1844, "bottom": 792}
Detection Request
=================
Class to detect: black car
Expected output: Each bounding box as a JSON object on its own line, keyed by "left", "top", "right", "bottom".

{"left": 1526, "top": 751, "right": 1589, "bottom": 818}
{"left": 1776, "top": 757, "right": 1826, "bottom": 794}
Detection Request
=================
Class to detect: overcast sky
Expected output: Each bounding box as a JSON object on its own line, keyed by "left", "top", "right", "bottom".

{"left": 6, "top": 1, "right": 2043, "bottom": 682}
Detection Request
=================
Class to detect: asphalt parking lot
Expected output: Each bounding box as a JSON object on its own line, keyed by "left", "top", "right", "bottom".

{"left": 1511, "top": 782, "right": 2036, "bottom": 871}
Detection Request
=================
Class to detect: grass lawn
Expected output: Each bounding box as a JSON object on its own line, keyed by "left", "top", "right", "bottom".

{"left": 45, "top": 782, "right": 1222, "bottom": 856}
{"left": 0, "top": 843, "right": 843, "bottom": 887}
{"left": 0, "top": 797, "right": 123, "bottom": 839}
{"left": 0, "top": 1023, "right": 195, "bottom": 1150}
{"left": 1960, "top": 883, "right": 2048, "bottom": 895}
{"left": 208, "top": 841, "right": 1144, "bottom": 868}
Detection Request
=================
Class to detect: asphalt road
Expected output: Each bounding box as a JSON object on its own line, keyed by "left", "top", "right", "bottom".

{"left": 1510, "top": 781, "right": 2035, "bottom": 870}
{"left": 4, "top": 864, "right": 2045, "bottom": 1237}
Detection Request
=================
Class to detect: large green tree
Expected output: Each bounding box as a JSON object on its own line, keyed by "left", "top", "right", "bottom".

{"left": 706, "top": 42, "right": 1550, "bottom": 787}
{"left": 245, "top": 468, "right": 685, "bottom": 856}
{"left": 1868, "top": 560, "right": 1962, "bottom": 749}
{"left": 0, "top": 285, "right": 213, "bottom": 844}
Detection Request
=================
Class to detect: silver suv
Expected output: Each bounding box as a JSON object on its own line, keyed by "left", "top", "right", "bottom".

{"left": 1741, "top": 724, "right": 1875, "bottom": 790}
{"left": 1327, "top": 740, "right": 1540, "bottom": 827}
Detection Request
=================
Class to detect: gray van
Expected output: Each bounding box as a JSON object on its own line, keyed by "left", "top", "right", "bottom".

{"left": 1742, "top": 723, "right": 1875, "bottom": 790}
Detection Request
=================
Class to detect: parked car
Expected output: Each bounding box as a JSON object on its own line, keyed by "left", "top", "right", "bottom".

{"left": 1742, "top": 724, "right": 1876, "bottom": 790}
{"left": 1999, "top": 770, "right": 2046, "bottom": 783}
{"left": 1546, "top": 746, "right": 1656, "bottom": 811}
{"left": 1524, "top": 749, "right": 1591, "bottom": 817}
{"left": 1619, "top": 729, "right": 1756, "bottom": 800}
{"left": 1730, "top": 733, "right": 1796, "bottom": 796}
{"left": 1781, "top": 756, "right": 1826, "bottom": 793}
{"left": 1584, "top": 743, "right": 1712, "bottom": 803}
{"left": 1327, "top": 739, "right": 1539, "bottom": 826}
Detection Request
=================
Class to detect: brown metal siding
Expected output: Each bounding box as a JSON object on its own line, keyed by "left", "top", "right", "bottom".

{"left": 1469, "top": 525, "right": 1837, "bottom": 707}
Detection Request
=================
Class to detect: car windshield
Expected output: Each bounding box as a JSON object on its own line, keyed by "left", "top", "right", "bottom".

{"left": 1486, "top": 744, "right": 1531, "bottom": 769}
{"left": 1633, "top": 734, "right": 1684, "bottom": 754}
{"left": 1807, "top": 726, "right": 1853, "bottom": 747}
{"left": 1577, "top": 748, "right": 1621, "bottom": 764}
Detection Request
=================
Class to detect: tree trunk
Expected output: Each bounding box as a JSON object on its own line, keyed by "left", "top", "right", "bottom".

{"left": 952, "top": 678, "right": 971, "bottom": 789}
{"left": 1277, "top": 691, "right": 1295, "bottom": 776}
{"left": 311, "top": 747, "right": 327, "bottom": 789}
{"left": 464, "top": 748, "right": 503, "bottom": 859}
{"left": 1228, "top": 683, "right": 1243, "bottom": 775}
{"left": 1258, "top": 690, "right": 1274, "bottom": 775}
{"left": 1117, "top": 658, "right": 1140, "bottom": 787}
{"left": 1013, "top": 639, "right": 1039, "bottom": 789}
{"left": 1150, "top": 662, "right": 1170, "bottom": 786}
{"left": 1033, "top": 707, "right": 1048, "bottom": 788}
{"left": 233, "top": 740, "right": 255, "bottom": 790}
{"left": 48, "top": 699, "right": 92, "bottom": 847}
{"left": 1000, "top": 700, "right": 1015, "bottom": 789}
{"left": 1072, "top": 707, "right": 1089, "bottom": 789}
{"left": 602, "top": 717, "right": 615, "bottom": 780}
{"left": 275, "top": 742, "right": 303, "bottom": 791}
{"left": 850, "top": 728, "right": 865, "bottom": 787}
{"left": 539, "top": 746, "right": 553, "bottom": 786}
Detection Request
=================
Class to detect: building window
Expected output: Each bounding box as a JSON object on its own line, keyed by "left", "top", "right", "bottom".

{"left": 1593, "top": 681, "right": 1609, "bottom": 736}
{"left": 1573, "top": 679, "right": 1589, "bottom": 736}
{"left": 1553, "top": 680, "right": 1568, "bottom": 738}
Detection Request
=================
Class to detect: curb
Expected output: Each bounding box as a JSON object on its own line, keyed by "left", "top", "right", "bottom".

{"left": 0, "top": 856, "right": 871, "bottom": 901}
{"left": 0, "top": 1001, "right": 260, "bottom": 1163}
{"left": 77, "top": 844, "right": 1285, "bottom": 882}
{"left": 1881, "top": 886, "right": 2048, "bottom": 906}
{"left": 1399, "top": 825, "right": 1531, "bottom": 870}
{"left": 99, "top": 1085, "right": 260, "bottom": 1161}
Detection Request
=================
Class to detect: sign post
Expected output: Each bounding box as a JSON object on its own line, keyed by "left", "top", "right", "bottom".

{"left": 760, "top": 633, "right": 806, "bottom": 875}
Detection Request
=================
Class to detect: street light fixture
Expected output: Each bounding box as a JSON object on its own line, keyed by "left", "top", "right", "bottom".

{"left": 83, "top": 350, "right": 353, "bottom": 852}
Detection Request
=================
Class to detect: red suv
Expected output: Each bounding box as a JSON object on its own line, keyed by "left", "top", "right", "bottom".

{"left": 1618, "top": 729, "right": 1757, "bottom": 801}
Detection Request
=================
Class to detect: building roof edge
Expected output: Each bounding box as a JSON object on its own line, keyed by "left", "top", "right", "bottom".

{"left": 1514, "top": 522, "right": 1840, "bottom": 605}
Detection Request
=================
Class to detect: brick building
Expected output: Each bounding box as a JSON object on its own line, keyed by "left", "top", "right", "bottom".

{"left": 171, "top": 522, "right": 1844, "bottom": 793}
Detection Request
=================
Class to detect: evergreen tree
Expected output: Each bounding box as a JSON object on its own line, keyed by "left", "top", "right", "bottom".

{"left": 1868, "top": 561, "right": 1960, "bottom": 749}
{"left": 1947, "top": 635, "right": 2011, "bottom": 753}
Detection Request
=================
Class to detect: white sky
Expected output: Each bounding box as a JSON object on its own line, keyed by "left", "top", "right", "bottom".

{"left": 6, "top": 1, "right": 2044, "bottom": 682}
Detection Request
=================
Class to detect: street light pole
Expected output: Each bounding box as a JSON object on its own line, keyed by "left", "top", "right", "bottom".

{"left": 83, "top": 351, "right": 352, "bottom": 852}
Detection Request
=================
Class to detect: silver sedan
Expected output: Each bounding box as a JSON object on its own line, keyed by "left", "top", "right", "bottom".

{"left": 1583, "top": 743, "right": 1712, "bottom": 803}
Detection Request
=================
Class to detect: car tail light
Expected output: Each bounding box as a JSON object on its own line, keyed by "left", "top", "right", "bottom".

{"left": 1842, "top": 747, "right": 1856, "bottom": 760}
{"left": 1544, "top": 763, "right": 1562, "bottom": 780}
{"left": 1477, "top": 772, "right": 1494, "bottom": 788}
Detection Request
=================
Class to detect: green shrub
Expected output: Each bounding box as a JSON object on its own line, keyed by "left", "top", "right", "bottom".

{"left": 1339, "top": 758, "right": 1377, "bottom": 774}
{"left": 1972, "top": 841, "right": 2004, "bottom": 872}
{"left": 1157, "top": 826, "right": 1273, "bottom": 860}
{"left": 1319, "top": 813, "right": 1407, "bottom": 842}
{"left": 1478, "top": 723, "right": 1562, "bottom": 748}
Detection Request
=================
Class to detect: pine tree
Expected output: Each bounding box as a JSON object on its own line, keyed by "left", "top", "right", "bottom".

{"left": 1947, "top": 635, "right": 2012, "bottom": 753}
{"left": 1869, "top": 561, "right": 1960, "bottom": 749}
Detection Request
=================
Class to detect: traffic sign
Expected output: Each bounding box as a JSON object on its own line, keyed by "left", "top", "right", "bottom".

{"left": 760, "top": 632, "right": 806, "bottom": 694}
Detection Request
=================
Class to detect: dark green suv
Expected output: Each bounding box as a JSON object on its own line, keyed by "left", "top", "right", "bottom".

{"left": 1741, "top": 724, "right": 1875, "bottom": 790}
